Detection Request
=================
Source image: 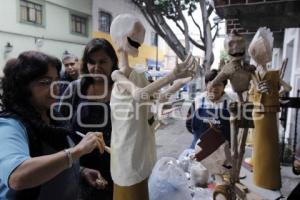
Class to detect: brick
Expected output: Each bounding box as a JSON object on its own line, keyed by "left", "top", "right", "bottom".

{"left": 231, "top": 0, "right": 246, "bottom": 4}
{"left": 248, "top": 0, "right": 264, "bottom": 3}
{"left": 226, "top": 19, "right": 234, "bottom": 25}
{"left": 214, "top": 0, "right": 228, "bottom": 6}
{"left": 234, "top": 24, "right": 242, "bottom": 29}
{"left": 227, "top": 24, "right": 235, "bottom": 30}
{"left": 236, "top": 28, "right": 246, "bottom": 33}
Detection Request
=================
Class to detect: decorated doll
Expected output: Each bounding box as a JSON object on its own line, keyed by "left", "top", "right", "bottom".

{"left": 207, "top": 30, "right": 257, "bottom": 199}
{"left": 248, "top": 27, "right": 292, "bottom": 190}
{"left": 109, "top": 14, "right": 196, "bottom": 200}
{"left": 209, "top": 30, "right": 256, "bottom": 182}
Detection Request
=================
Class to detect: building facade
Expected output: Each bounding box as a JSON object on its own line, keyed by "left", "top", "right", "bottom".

{"left": 0, "top": 0, "right": 93, "bottom": 76}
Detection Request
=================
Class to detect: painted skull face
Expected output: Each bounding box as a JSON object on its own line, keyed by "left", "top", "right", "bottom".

{"left": 224, "top": 30, "right": 246, "bottom": 57}
{"left": 110, "top": 14, "right": 145, "bottom": 57}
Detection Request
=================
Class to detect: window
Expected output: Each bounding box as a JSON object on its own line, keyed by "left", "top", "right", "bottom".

{"left": 98, "top": 11, "right": 112, "bottom": 33}
{"left": 151, "top": 32, "right": 158, "bottom": 46}
{"left": 71, "top": 14, "right": 88, "bottom": 36}
{"left": 20, "top": 0, "right": 43, "bottom": 25}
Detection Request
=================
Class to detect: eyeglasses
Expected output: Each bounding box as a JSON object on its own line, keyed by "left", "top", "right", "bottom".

{"left": 35, "top": 78, "right": 61, "bottom": 88}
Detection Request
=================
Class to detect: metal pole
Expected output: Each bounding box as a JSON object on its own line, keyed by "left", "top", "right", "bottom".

{"left": 280, "top": 93, "right": 288, "bottom": 163}
{"left": 155, "top": 33, "right": 158, "bottom": 72}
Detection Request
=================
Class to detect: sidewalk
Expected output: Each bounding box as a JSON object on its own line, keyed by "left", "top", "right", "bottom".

{"left": 154, "top": 104, "right": 300, "bottom": 199}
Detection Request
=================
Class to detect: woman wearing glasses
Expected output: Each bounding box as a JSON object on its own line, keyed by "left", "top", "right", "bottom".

{"left": 0, "top": 51, "right": 107, "bottom": 199}
{"left": 58, "top": 38, "right": 118, "bottom": 200}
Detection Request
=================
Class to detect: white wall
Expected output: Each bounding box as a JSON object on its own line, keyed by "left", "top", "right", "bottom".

{"left": 0, "top": 0, "right": 93, "bottom": 76}
{"left": 282, "top": 28, "right": 300, "bottom": 141}
{"left": 272, "top": 48, "right": 283, "bottom": 69}
{"left": 47, "top": 0, "right": 92, "bottom": 15}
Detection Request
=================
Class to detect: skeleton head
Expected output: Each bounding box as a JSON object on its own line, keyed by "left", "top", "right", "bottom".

{"left": 110, "top": 14, "right": 145, "bottom": 57}
{"left": 248, "top": 27, "right": 273, "bottom": 66}
{"left": 224, "top": 30, "right": 246, "bottom": 57}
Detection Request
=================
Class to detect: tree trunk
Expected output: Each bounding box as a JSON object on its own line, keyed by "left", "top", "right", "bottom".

{"left": 200, "top": 1, "right": 214, "bottom": 71}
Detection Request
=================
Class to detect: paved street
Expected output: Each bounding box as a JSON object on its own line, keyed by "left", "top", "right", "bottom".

{"left": 155, "top": 104, "right": 193, "bottom": 159}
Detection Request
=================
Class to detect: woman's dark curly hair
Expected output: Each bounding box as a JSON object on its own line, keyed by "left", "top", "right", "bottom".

{"left": 1, "top": 51, "right": 70, "bottom": 151}
{"left": 80, "top": 38, "right": 118, "bottom": 94}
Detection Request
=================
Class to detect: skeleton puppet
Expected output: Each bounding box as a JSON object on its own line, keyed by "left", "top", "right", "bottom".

{"left": 209, "top": 30, "right": 255, "bottom": 178}
{"left": 248, "top": 27, "right": 291, "bottom": 190}
{"left": 205, "top": 31, "right": 256, "bottom": 199}
{"left": 109, "top": 14, "right": 196, "bottom": 200}
{"left": 211, "top": 30, "right": 256, "bottom": 103}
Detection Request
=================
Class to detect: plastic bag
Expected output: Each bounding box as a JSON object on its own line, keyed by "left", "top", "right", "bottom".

{"left": 149, "top": 157, "right": 193, "bottom": 200}
{"left": 190, "top": 162, "right": 209, "bottom": 187}
{"left": 177, "top": 149, "right": 195, "bottom": 172}
{"left": 192, "top": 188, "right": 213, "bottom": 200}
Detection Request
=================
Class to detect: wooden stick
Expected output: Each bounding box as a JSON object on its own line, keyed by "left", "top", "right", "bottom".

{"left": 75, "top": 131, "right": 111, "bottom": 154}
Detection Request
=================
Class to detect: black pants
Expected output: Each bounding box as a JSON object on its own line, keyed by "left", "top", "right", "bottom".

{"left": 288, "top": 182, "right": 300, "bottom": 200}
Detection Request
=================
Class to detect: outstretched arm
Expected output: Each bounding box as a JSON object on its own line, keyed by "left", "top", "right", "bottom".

{"left": 158, "top": 77, "right": 192, "bottom": 102}
{"left": 112, "top": 53, "right": 197, "bottom": 102}
{"left": 210, "top": 66, "right": 230, "bottom": 87}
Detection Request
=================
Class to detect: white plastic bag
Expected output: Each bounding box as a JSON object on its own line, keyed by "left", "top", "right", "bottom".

{"left": 192, "top": 187, "right": 213, "bottom": 200}
{"left": 149, "top": 157, "right": 193, "bottom": 200}
{"left": 177, "top": 149, "right": 195, "bottom": 172}
{"left": 190, "top": 161, "right": 209, "bottom": 187}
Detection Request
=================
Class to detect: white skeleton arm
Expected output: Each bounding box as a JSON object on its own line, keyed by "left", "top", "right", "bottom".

{"left": 158, "top": 77, "right": 192, "bottom": 103}
{"left": 112, "top": 53, "right": 197, "bottom": 102}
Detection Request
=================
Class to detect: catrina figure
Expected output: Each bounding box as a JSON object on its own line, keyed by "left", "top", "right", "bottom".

{"left": 109, "top": 14, "right": 197, "bottom": 200}
{"left": 248, "top": 27, "right": 292, "bottom": 190}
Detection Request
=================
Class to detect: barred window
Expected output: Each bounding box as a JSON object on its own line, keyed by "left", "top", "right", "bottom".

{"left": 99, "top": 11, "right": 112, "bottom": 33}
{"left": 71, "top": 14, "right": 88, "bottom": 36}
{"left": 20, "top": 0, "right": 43, "bottom": 25}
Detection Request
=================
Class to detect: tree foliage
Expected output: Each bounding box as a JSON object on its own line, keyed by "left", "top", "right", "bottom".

{"left": 132, "top": 0, "right": 220, "bottom": 72}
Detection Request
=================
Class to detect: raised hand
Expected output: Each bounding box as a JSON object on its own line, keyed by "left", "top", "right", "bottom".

{"left": 74, "top": 132, "right": 106, "bottom": 156}
{"left": 256, "top": 80, "right": 269, "bottom": 94}
{"left": 172, "top": 53, "right": 197, "bottom": 80}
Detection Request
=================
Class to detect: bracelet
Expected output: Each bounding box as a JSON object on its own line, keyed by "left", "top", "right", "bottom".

{"left": 64, "top": 149, "right": 73, "bottom": 168}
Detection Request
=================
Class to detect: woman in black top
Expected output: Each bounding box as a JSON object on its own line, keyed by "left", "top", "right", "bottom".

{"left": 59, "top": 38, "right": 118, "bottom": 200}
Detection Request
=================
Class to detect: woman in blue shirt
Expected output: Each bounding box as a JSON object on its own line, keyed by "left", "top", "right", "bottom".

{"left": 0, "top": 51, "right": 107, "bottom": 200}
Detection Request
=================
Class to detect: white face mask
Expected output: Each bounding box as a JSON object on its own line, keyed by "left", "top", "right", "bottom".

{"left": 110, "top": 14, "right": 145, "bottom": 57}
